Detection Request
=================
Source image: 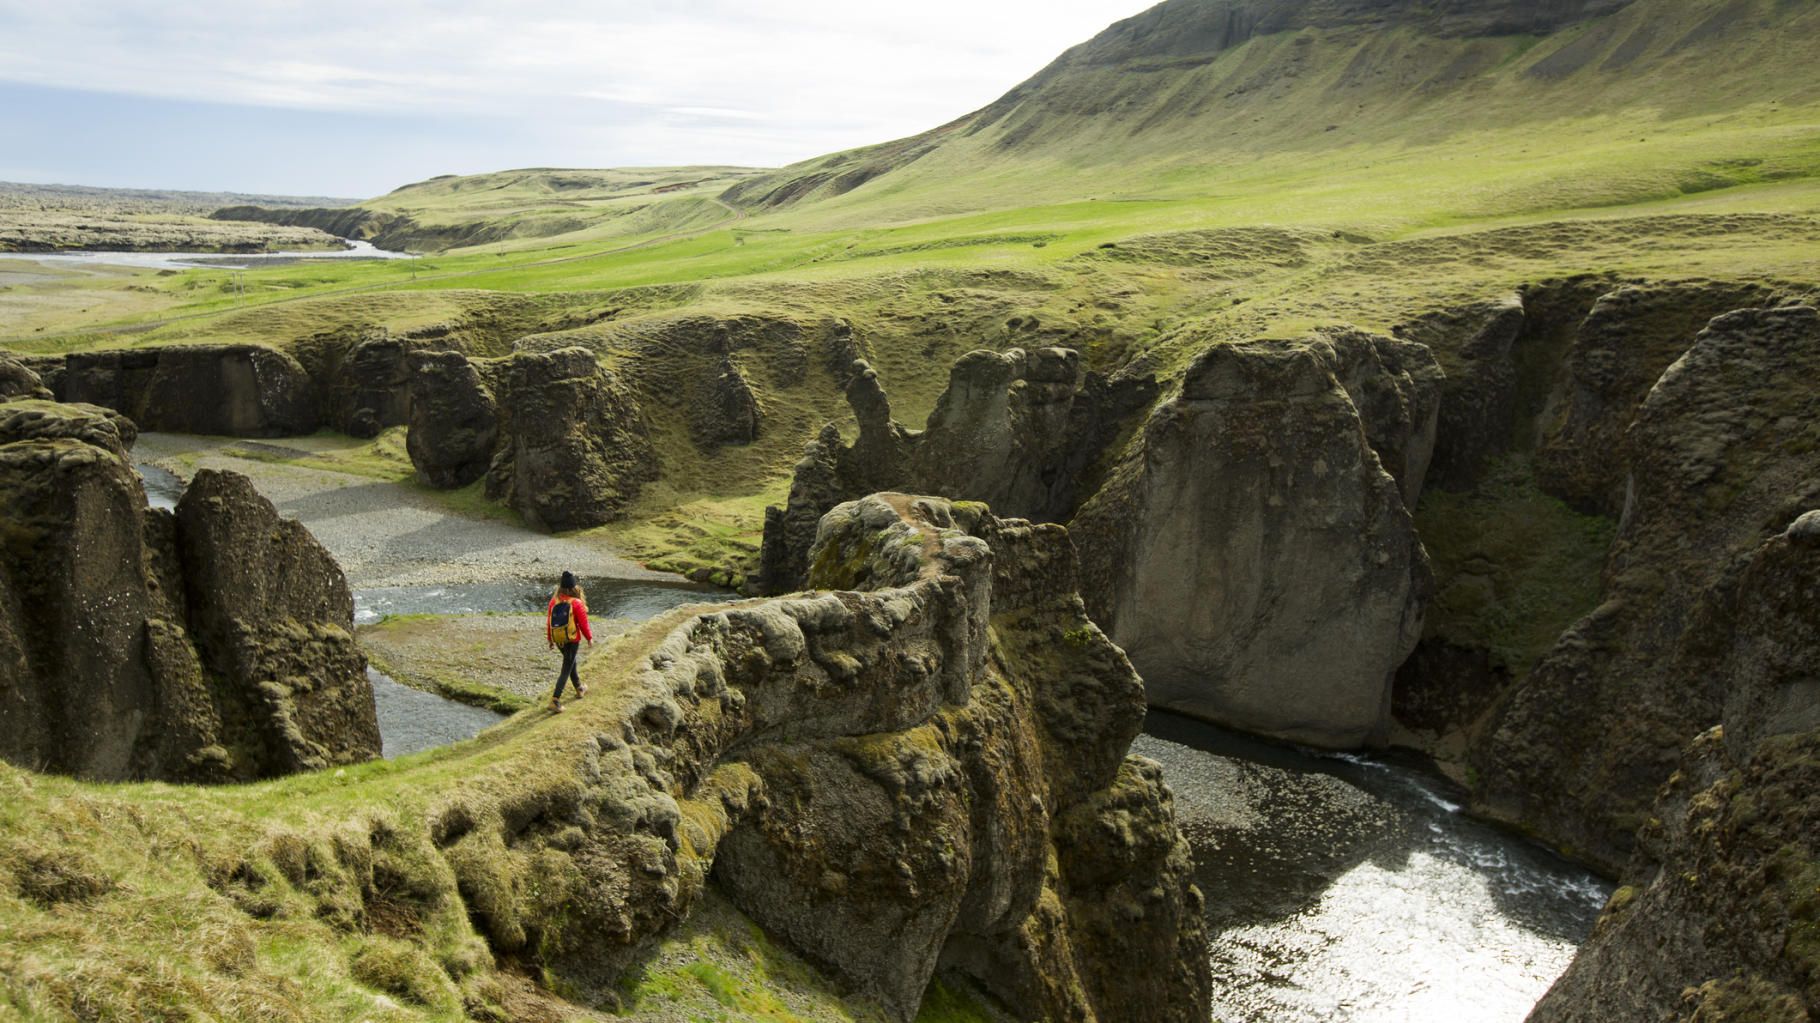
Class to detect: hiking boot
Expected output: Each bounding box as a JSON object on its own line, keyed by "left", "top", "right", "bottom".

{"left": 574, "top": 683, "right": 587, "bottom": 699}
{"left": 549, "top": 698, "right": 563, "bottom": 714}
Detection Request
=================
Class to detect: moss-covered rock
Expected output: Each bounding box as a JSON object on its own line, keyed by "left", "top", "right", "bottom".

{"left": 0, "top": 402, "right": 377, "bottom": 781}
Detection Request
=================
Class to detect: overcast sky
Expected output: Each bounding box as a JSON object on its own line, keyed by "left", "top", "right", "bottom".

{"left": 0, "top": 1, "right": 1149, "bottom": 198}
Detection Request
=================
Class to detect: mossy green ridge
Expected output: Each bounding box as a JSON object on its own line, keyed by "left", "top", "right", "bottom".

{"left": 0, "top": 495, "right": 1207, "bottom": 1022}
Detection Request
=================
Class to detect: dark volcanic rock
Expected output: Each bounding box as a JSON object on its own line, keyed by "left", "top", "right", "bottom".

{"left": 1072, "top": 332, "right": 1436, "bottom": 748}
{"left": 1474, "top": 305, "right": 1820, "bottom": 872}
{"left": 1529, "top": 513, "right": 1820, "bottom": 1023}
{"left": 1535, "top": 280, "right": 1782, "bottom": 515}
{"left": 485, "top": 347, "right": 658, "bottom": 532}
{"left": 0, "top": 402, "right": 377, "bottom": 782}
{"left": 756, "top": 347, "right": 1157, "bottom": 595}
{"left": 406, "top": 350, "right": 498, "bottom": 489}
{"left": 712, "top": 495, "right": 1209, "bottom": 1023}
{"left": 175, "top": 469, "right": 378, "bottom": 776}
{"left": 689, "top": 354, "right": 761, "bottom": 449}
{"left": 50, "top": 344, "right": 319, "bottom": 437}
{"left": 0, "top": 354, "right": 53, "bottom": 402}
{"left": 324, "top": 335, "right": 415, "bottom": 438}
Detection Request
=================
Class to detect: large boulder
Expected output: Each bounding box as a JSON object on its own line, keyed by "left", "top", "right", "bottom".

{"left": 406, "top": 350, "right": 498, "bottom": 489}
{"left": 0, "top": 353, "right": 54, "bottom": 402}
{"left": 0, "top": 401, "right": 376, "bottom": 782}
{"left": 54, "top": 345, "right": 319, "bottom": 436}
{"left": 1473, "top": 305, "right": 1820, "bottom": 871}
{"left": 1072, "top": 333, "right": 1436, "bottom": 748}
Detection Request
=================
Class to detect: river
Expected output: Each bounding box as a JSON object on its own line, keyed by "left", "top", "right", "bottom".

{"left": 16, "top": 239, "right": 415, "bottom": 271}
{"left": 131, "top": 459, "right": 1607, "bottom": 1019}
{"left": 1139, "top": 714, "right": 1609, "bottom": 1022}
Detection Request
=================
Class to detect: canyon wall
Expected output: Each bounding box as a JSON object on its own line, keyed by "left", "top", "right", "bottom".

{"left": 0, "top": 373, "right": 377, "bottom": 782}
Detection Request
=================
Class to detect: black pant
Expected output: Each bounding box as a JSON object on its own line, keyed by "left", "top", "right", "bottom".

{"left": 554, "top": 641, "right": 582, "bottom": 699}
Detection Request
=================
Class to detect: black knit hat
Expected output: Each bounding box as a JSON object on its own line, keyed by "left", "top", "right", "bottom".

{"left": 560, "top": 570, "right": 577, "bottom": 590}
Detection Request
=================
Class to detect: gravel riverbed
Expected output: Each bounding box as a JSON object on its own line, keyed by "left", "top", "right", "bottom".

{"left": 135, "top": 432, "right": 673, "bottom": 589}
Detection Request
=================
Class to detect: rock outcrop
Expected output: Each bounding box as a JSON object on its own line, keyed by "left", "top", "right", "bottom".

{"left": 0, "top": 400, "right": 377, "bottom": 782}
{"left": 1529, "top": 511, "right": 1820, "bottom": 1023}
{"left": 757, "top": 347, "right": 1156, "bottom": 595}
{"left": 688, "top": 354, "right": 761, "bottom": 449}
{"left": 1072, "top": 331, "right": 1439, "bottom": 748}
{"left": 1534, "top": 281, "right": 1781, "bottom": 515}
{"left": 720, "top": 496, "right": 1205, "bottom": 1021}
{"left": 405, "top": 350, "right": 498, "bottom": 489}
{"left": 0, "top": 354, "right": 53, "bottom": 402}
{"left": 1473, "top": 305, "right": 1820, "bottom": 871}
{"left": 484, "top": 347, "right": 658, "bottom": 531}
{"left": 317, "top": 333, "right": 416, "bottom": 438}
{"left": 36, "top": 344, "right": 322, "bottom": 437}
{"left": 404, "top": 347, "right": 658, "bottom": 531}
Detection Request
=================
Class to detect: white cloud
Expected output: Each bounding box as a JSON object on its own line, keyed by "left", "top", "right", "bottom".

{"left": 0, "top": 0, "right": 1151, "bottom": 167}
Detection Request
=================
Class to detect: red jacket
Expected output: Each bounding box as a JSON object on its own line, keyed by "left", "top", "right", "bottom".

{"left": 547, "top": 594, "right": 592, "bottom": 645}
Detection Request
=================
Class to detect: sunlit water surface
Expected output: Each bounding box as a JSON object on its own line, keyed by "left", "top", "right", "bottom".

{"left": 1137, "top": 713, "right": 1610, "bottom": 1023}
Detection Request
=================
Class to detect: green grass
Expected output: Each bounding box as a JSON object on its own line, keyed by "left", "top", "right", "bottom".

{"left": 1416, "top": 456, "right": 1618, "bottom": 675}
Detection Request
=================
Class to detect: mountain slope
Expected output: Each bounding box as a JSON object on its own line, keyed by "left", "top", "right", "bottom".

{"left": 724, "top": 0, "right": 1820, "bottom": 224}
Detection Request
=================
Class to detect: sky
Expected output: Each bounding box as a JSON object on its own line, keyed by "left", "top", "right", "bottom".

{"left": 0, "top": 1, "right": 1151, "bottom": 199}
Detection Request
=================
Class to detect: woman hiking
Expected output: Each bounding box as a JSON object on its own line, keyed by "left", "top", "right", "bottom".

{"left": 546, "top": 570, "right": 593, "bottom": 712}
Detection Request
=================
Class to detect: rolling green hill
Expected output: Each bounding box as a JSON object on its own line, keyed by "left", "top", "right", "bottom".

{"left": 213, "top": 166, "right": 765, "bottom": 254}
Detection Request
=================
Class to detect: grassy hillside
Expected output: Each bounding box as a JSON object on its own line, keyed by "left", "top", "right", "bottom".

{"left": 213, "top": 167, "right": 766, "bottom": 255}
{"left": 2, "top": 0, "right": 1818, "bottom": 579}
{"left": 0, "top": 609, "right": 1006, "bottom": 1023}
{"left": 727, "top": 0, "right": 1820, "bottom": 224}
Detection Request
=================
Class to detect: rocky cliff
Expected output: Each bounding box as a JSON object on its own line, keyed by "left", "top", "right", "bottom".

{"left": 1461, "top": 302, "right": 1819, "bottom": 871}
{"left": 757, "top": 347, "right": 1155, "bottom": 595}
{"left": 1528, "top": 511, "right": 1820, "bottom": 1022}
{"left": 22, "top": 330, "right": 448, "bottom": 440}
{"left": 1073, "top": 330, "right": 1439, "bottom": 748}
{"left": 0, "top": 375, "right": 378, "bottom": 782}
{"left": 0, "top": 491, "right": 1209, "bottom": 1022}
{"left": 406, "top": 346, "right": 658, "bottom": 531}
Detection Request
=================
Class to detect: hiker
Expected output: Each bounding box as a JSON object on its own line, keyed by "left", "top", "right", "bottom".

{"left": 546, "top": 570, "right": 593, "bottom": 712}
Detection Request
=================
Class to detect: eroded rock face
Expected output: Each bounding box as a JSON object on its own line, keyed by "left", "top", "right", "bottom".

{"left": 1073, "top": 333, "right": 1436, "bottom": 748}
{"left": 756, "top": 347, "right": 1157, "bottom": 595}
{"left": 407, "top": 494, "right": 1207, "bottom": 1022}
{"left": 689, "top": 354, "right": 761, "bottom": 449}
{"left": 0, "top": 401, "right": 377, "bottom": 782}
{"left": 404, "top": 347, "right": 657, "bottom": 530}
{"left": 485, "top": 347, "right": 658, "bottom": 532}
{"left": 1529, "top": 515, "right": 1820, "bottom": 1023}
{"left": 50, "top": 345, "right": 320, "bottom": 437}
{"left": 1474, "top": 306, "right": 1820, "bottom": 871}
{"left": 175, "top": 469, "right": 379, "bottom": 776}
{"left": 406, "top": 350, "right": 498, "bottom": 489}
{"left": 1535, "top": 281, "right": 1781, "bottom": 515}
{"left": 324, "top": 336, "right": 415, "bottom": 438}
{"left": 0, "top": 354, "right": 53, "bottom": 402}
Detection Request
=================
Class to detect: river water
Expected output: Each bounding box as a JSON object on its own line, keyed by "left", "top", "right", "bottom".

{"left": 132, "top": 461, "right": 1606, "bottom": 1014}
{"left": 17, "top": 239, "right": 415, "bottom": 271}
{"left": 1138, "top": 713, "right": 1609, "bottom": 1023}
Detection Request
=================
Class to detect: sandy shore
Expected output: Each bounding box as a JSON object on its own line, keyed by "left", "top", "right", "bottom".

{"left": 135, "top": 432, "right": 676, "bottom": 590}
